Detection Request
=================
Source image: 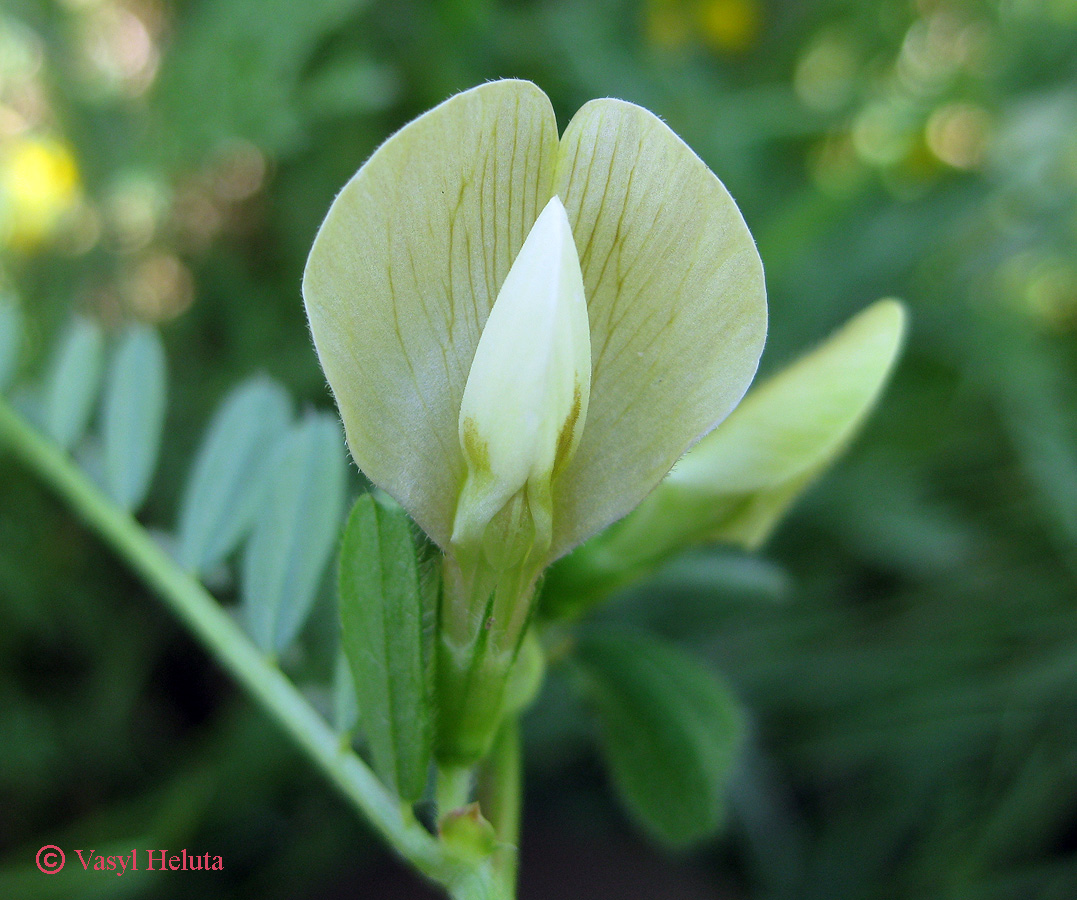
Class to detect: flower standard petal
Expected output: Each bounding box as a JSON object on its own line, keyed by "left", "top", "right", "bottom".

{"left": 551, "top": 98, "right": 768, "bottom": 559}
{"left": 304, "top": 82, "right": 774, "bottom": 766}
{"left": 303, "top": 81, "right": 558, "bottom": 548}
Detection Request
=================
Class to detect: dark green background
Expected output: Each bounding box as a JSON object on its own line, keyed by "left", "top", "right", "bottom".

{"left": 2, "top": 0, "right": 1076, "bottom": 897}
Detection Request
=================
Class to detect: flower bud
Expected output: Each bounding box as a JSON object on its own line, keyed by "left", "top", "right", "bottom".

{"left": 436, "top": 196, "right": 591, "bottom": 764}
{"left": 451, "top": 195, "right": 591, "bottom": 563}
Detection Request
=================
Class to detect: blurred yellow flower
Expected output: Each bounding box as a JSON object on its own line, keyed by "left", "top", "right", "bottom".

{"left": 0, "top": 137, "right": 80, "bottom": 251}
{"left": 646, "top": 0, "right": 762, "bottom": 54}
{"left": 647, "top": 0, "right": 692, "bottom": 50}
{"left": 696, "top": 0, "right": 761, "bottom": 54}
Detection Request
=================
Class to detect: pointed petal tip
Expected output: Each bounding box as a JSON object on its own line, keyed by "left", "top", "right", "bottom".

{"left": 864, "top": 295, "right": 907, "bottom": 328}
{"left": 849, "top": 297, "right": 909, "bottom": 373}
{"left": 530, "top": 194, "right": 575, "bottom": 264}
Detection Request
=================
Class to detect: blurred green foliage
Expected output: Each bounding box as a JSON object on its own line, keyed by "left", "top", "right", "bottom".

{"left": 2, "top": 0, "right": 1077, "bottom": 897}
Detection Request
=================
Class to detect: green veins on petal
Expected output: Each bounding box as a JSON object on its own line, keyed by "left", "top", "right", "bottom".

{"left": 303, "top": 79, "right": 767, "bottom": 564}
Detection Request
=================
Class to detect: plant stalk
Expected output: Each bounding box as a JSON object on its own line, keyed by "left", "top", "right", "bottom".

{"left": 476, "top": 720, "right": 522, "bottom": 897}
{"left": 437, "top": 764, "right": 475, "bottom": 816}
{"left": 0, "top": 398, "right": 484, "bottom": 892}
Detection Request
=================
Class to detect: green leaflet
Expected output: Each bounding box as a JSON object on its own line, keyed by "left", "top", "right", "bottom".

{"left": 339, "top": 493, "right": 433, "bottom": 802}
{"left": 0, "top": 297, "right": 21, "bottom": 393}
{"left": 102, "top": 326, "right": 168, "bottom": 512}
{"left": 177, "top": 376, "right": 292, "bottom": 574}
{"left": 333, "top": 648, "right": 359, "bottom": 735}
{"left": 42, "top": 316, "right": 105, "bottom": 452}
{"left": 574, "top": 631, "right": 744, "bottom": 847}
{"left": 242, "top": 413, "right": 347, "bottom": 654}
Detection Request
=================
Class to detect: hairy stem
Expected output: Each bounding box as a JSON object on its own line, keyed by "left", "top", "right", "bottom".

{"left": 0, "top": 398, "right": 481, "bottom": 891}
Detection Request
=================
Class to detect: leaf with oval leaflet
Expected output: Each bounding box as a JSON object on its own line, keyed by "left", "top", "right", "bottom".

{"left": 241, "top": 413, "right": 347, "bottom": 654}
{"left": 177, "top": 376, "right": 292, "bottom": 574}
{"left": 102, "top": 326, "right": 168, "bottom": 512}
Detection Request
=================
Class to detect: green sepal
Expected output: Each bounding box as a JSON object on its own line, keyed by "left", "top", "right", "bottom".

{"left": 501, "top": 629, "right": 546, "bottom": 718}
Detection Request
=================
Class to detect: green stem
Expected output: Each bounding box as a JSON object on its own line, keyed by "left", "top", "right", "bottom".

{"left": 437, "top": 764, "right": 474, "bottom": 817}
{"left": 0, "top": 398, "right": 475, "bottom": 889}
{"left": 476, "top": 720, "right": 522, "bottom": 897}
